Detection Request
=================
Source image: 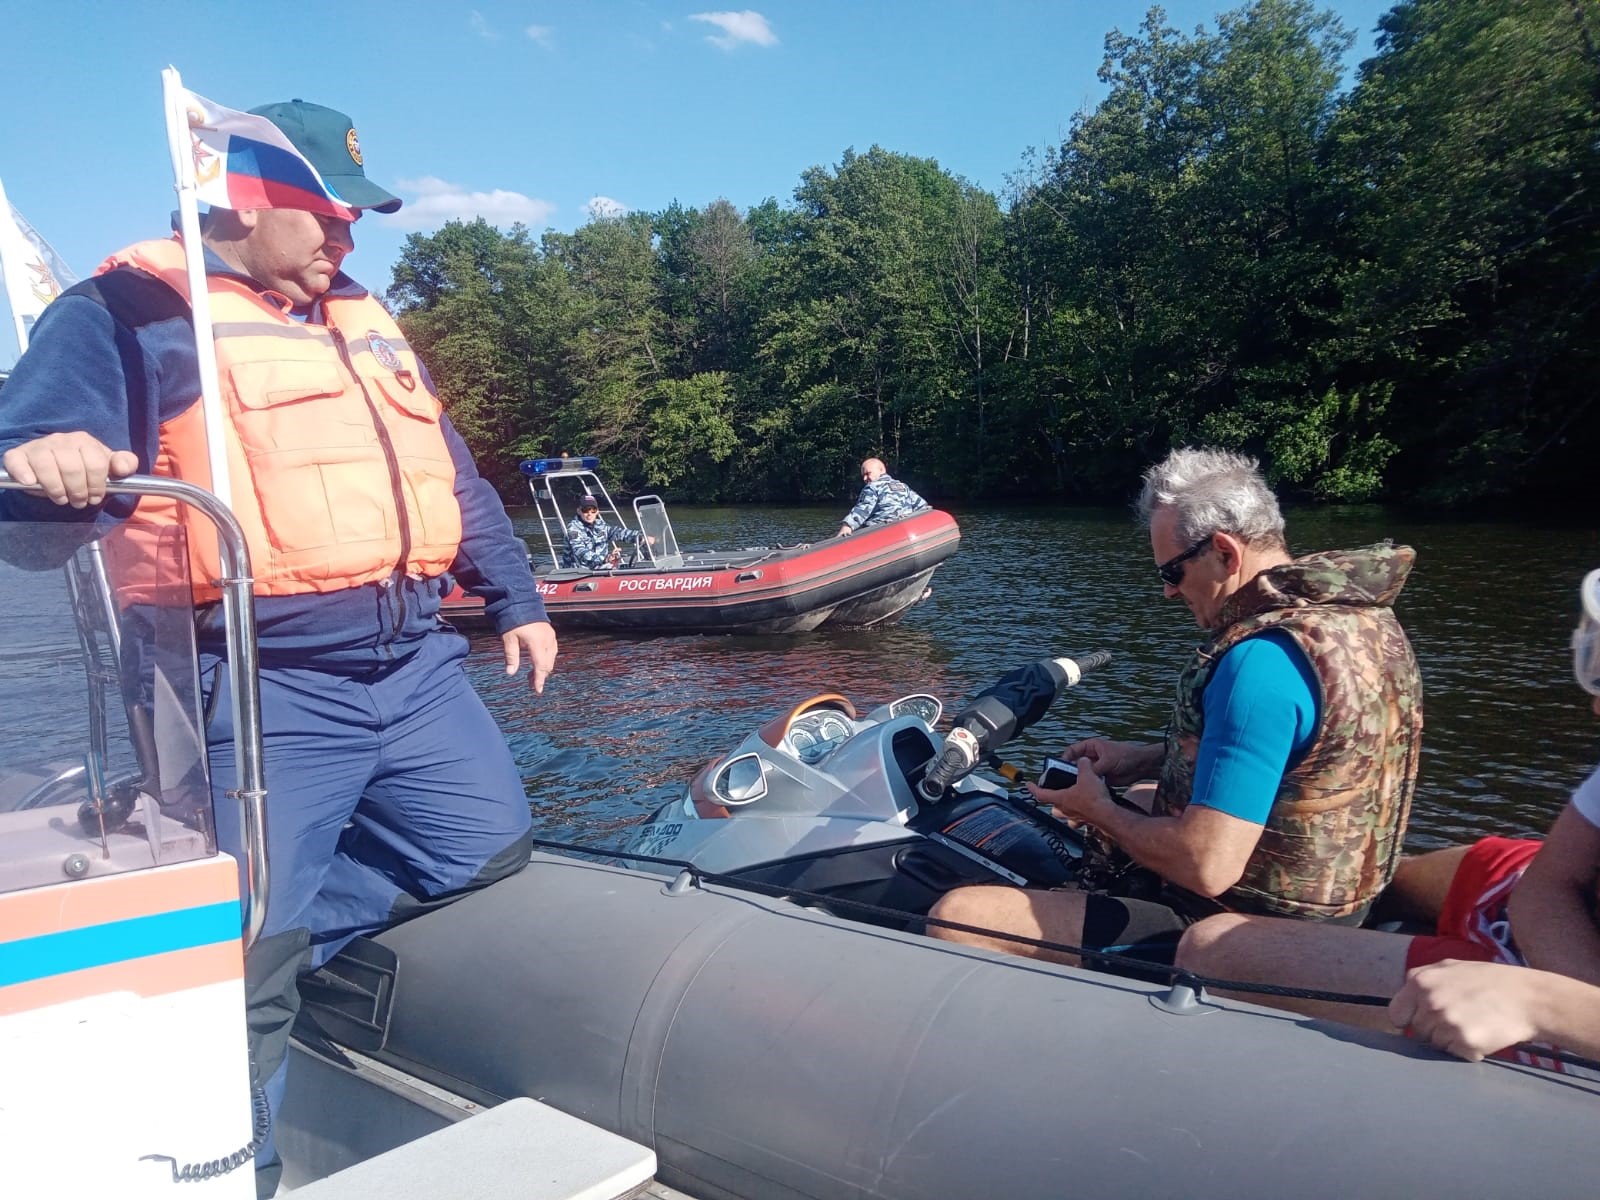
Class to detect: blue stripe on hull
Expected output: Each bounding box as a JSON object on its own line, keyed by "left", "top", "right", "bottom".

{"left": 0, "top": 901, "right": 240, "bottom": 987}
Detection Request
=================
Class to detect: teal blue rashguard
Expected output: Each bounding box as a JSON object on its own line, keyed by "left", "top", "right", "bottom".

{"left": 1075, "top": 631, "right": 1320, "bottom": 968}
{"left": 1189, "top": 630, "right": 1321, "bottom": 824}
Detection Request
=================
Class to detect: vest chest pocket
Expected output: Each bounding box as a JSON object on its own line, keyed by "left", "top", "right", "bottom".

{"left": 368, "top": 369, "right": 441, "bottom": 422}
{"left": 225, "top": 358, "right": 397, "bottom": 560}
{"left": 226, "top": 360, "right": 373, "bottom": 455}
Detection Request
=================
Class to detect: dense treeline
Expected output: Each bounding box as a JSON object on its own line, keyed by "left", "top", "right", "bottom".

{"left": 389, "top": 0, "right": 1600, "bottom": 507}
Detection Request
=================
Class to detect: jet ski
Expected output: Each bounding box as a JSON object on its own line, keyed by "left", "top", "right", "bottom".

{"left": 617, "top": 652, "right": 1117, "bottom": 913}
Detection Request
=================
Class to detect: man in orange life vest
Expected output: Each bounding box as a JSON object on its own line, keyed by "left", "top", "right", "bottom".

{"left": 0, "top": 101, "right": 554, "bottom": 1195}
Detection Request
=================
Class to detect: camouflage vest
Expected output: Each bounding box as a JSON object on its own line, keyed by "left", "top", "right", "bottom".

{"left": 1152, "top": 543, "right": 1424, "bottom": 920}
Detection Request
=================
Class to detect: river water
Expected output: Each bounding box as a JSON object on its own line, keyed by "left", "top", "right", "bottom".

{"left": 464, "top": 503, "right": 1598, "bottom": 854}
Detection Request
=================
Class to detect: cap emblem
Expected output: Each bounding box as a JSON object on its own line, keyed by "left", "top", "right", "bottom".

{"left": 346, "top": 128, "right": 363, "bottom": 166}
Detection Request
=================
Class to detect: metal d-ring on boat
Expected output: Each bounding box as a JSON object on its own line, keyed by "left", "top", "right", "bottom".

{"left": 0, "top": 469, "right": 270, "bottom": 946}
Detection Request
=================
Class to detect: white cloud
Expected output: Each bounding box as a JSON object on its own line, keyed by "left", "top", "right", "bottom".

{"left": 584, "top": 196, "right": 629, "bottom": 220}
{"left": 469, "top": 10, "right": 498, "bottom": 39}
{"left": 688, "top": 10, "right": 777, "bottom": 51}
{"left": 385, "top": 176, "right": 556, "bottom": 232}
{"left": 525, "top": 24, "right": 553, "bottom": 48}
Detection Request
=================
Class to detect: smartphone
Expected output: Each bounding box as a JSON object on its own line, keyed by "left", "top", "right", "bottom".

{"left": 1037, "top": 756, "right": 1079, "bottom": 790}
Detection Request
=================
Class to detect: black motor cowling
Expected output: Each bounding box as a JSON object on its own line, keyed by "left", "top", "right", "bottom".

{"left": 916, "top": 652, "right": 1111, "bottom": 803}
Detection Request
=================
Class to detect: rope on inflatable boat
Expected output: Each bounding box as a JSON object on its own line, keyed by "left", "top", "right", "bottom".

{"left": 528, "top": 835, "right": 1600, "bottom": 1076}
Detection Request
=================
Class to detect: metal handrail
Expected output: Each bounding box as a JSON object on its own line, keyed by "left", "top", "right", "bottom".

{"left": 526, "top": 466, "right": 638, "bottom": 569}
{"left": 0, "top": 471, "right": 269, "bottom": 948}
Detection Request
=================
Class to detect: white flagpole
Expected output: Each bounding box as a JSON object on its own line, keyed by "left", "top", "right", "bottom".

{"left": 161, "top": 66, "right": 233, "bottom": 508}
{"left": 0, "top": 176, "right": 28, "bottom": 355}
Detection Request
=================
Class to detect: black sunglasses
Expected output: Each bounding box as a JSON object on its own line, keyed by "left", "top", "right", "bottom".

{"left": 1157, "top": 535, "right": 1212, "bottom": 587}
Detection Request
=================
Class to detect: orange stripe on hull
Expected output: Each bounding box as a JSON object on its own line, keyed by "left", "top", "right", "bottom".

{"left": 0, "top": 940, "right": 243, "bottom": 1015}
{"left": 0, "top": 855, "right": 240, "bottom": 940}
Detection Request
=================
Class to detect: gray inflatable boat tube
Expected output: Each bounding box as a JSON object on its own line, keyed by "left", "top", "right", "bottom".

{"left": 364, "top": 852, "right": 1600, "bottom": 1200}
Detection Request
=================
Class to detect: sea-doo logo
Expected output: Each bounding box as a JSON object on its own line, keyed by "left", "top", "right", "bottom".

{"left": 634, "top": 822, "right": 683, "bottom": 858}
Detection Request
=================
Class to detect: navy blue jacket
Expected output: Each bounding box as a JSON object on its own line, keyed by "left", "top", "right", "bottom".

{"left": 0, "top": 248, "right": 544, "bottom": 670}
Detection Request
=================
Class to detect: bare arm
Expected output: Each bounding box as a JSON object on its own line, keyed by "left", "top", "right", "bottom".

{"left": 1391, "top": 960, "right": 1600, "bottom": 1062}
{"left": 1505, "top": 803, "right": 1600, "bottom": 986}
{"left": 1027, "top": 761, "right": 1263, "bottom": 897}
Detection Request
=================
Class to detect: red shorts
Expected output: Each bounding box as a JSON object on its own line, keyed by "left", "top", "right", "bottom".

{"left": 1404, "top": 837, "right": 1543, "bottom": 971}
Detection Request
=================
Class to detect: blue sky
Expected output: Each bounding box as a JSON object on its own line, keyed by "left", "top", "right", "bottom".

{"left": 3, "top": 1, "right": 1394, "bottom": 364}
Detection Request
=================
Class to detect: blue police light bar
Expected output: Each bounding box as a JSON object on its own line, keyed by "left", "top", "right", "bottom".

{"left": 520, "top": 456, "right": 600, "bottom": 476}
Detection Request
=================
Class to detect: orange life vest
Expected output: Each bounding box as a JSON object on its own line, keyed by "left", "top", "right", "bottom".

{"left": 99, "top": 237, "right": 461, "bottom": 602}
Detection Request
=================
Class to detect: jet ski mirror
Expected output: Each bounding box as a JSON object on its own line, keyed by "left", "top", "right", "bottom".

{"left": 712, "top": 753, "right": 768, "bottom": 806}
{"left": 887, "top": 694, "right": 943, "bottom": 726}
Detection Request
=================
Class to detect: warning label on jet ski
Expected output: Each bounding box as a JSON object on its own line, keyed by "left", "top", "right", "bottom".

{"left": 938, "top": 803, "right": 1037, "bottom": 857}
{"left": 617, "top": 575, "right": 715, "bottom": 592}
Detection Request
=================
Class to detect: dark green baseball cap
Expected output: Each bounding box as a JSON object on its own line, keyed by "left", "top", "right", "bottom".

{"left": 248, "top": 99, "right": 402, "bottom": 214}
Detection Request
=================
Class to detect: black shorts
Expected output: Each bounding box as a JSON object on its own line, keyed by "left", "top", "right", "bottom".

{"left": 1080, "top": 893, "right": 1192, "bottom": 974}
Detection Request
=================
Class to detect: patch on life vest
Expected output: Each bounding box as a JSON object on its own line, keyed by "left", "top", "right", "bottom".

{"left": 347, "top": 129, "right": 364, "bottom": 166}
{"left": 367, "top": 332, "right": 402, "bottom": 371}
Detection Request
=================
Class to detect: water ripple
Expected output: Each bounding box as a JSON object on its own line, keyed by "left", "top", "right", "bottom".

{"left": 470, "top": 503, "right": 1600, "bottom": 850}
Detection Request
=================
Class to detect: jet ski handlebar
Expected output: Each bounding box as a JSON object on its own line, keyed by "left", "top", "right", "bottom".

{"left": 916, "top": 652, "right": 1111, "bottom": 804}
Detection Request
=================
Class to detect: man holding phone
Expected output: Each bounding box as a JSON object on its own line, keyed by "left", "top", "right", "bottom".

{"left": 929, "top": 447, "right": 1423, "bottom": 970}
{"left": 1037, "top": 758, "right": 1078, "bottom": 790}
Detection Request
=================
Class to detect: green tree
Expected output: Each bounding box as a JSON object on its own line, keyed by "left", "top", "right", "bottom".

{"left": 643, "top": 372, "right": 740, "bottom": 495}
{"left": 1327, "top": 0, "right": 1600, "bottom": 501}
{"left": 754, "top": 146, "right": 1007, "bottom": 500}
{"left": 1008, "top": 2, "right": 1365, "bottom": 497}
{"left": 655, "top": 198, "right": 759, "bottom": 377}
{"left": 388, "top": 219, "right": 542, "bottom": 493}
{"left": 537, "top": 213, "right": 666, "bottom": 485}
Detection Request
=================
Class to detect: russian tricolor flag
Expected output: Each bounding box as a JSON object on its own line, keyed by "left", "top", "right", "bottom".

{"left": 179, "top": 89, "right": 355, "bottom": 221}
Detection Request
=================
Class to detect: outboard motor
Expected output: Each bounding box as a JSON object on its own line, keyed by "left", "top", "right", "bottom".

{"left": 916, "top": 652, "right": 1111, "bottom": 803}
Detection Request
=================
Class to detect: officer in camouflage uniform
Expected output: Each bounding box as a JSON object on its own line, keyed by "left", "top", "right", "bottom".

{"left": 563, "top": 494, "right": 652, "bottom": 569}
{"left": 837, "top": 457, "right": 931, "bottom": 537}
{"left": 928, "top": 447, "right": 1423, "bottom": 974}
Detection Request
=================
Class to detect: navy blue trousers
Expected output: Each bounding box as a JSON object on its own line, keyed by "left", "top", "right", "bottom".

{"left": 205, "top": 630, "right": 533, "bottom": 1195}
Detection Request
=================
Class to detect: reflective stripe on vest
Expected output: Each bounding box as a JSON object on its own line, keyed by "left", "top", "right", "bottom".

{"left": 98, "top": 238, "right": 461, "bottom": 601}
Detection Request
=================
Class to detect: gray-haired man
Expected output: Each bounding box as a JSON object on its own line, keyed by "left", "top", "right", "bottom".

{"left": 928, "top": 447, "right": 1423, "bottom": 972}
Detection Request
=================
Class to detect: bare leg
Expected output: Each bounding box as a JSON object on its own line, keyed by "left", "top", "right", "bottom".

{"left": 1373, "top": 846, "right": 1471, "bottom": 925}
{"left": 927, "top": 885, "right": 1090, "bottom": 967}
{"left": 1121, "top": 781, "right": 1157, "bottom": 814}
{"left": 1175, "top": 912, "right": 1411, "bottom": 1030}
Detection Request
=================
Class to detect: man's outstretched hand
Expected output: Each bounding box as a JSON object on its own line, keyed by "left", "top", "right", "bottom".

{"left": 502, "top": 620, "right": 558, "bottom": 694}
